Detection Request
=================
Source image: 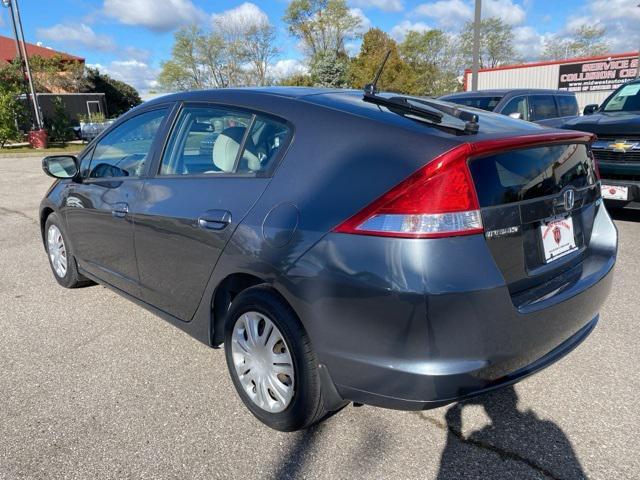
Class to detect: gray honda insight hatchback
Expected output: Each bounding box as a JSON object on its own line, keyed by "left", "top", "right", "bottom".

{"left": 40, "top": 87, "right": 616, "bottom": 431}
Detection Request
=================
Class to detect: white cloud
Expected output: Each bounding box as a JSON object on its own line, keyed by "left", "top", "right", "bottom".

{"left": 483, "top": 0, "right": 526, "bottom": 25}
{"left": 563, "top": 0, "right": 640, "bottom": 53}
{"left": 512, "top": 26, "right": 544, "bottom": 61}
{"left": 269, "top": 59, "right": 308, "bottom": 80}
{"left": 415, "top": 0, "right": 472, "bottom": 28}
{"left": 414, "top": 0, "right": 526, "bottom": 29}
{"left": 349, "top": 0, "right": 404, "bottom": 12}
{"left": 390, "top": 20, "right": 431, "bottom": 41}
{"left": 103, "top": 0, "right": 203, "bottom": 32}
{"left": 211, "top": 2, "right": 270, "bottom": 32}
{"left": 36, "top": 23, "right": 116, "bottom": 52}
{"left": 122, "top": 46, "right": 151, "bottom": 62}
{"left": 88, "top": 59, "right": 159, "bottom": 96}
{"left": 349, "top": 8, "right": 372, "bottom": 34}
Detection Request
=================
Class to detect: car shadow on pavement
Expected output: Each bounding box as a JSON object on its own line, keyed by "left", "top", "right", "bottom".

{"left": 435, "top": 386, "right": 586, "bottom": 480}
{"left": 608, "top": 207, "right": 640, "bottom": 223}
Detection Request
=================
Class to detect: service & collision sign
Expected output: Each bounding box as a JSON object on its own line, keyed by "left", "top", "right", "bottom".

{"left": 558, "top": 57, "right": 639, "bottom": 92}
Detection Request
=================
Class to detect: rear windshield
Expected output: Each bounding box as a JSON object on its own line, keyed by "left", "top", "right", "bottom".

{"left": 469, "top": 144, "right": 597, "bottom": 207}
{"left": 445, "top": 96, "right": 503, "bottom": 111}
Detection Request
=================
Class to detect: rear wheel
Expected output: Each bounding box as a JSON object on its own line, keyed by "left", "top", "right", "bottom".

{"left": 44, "top": 213, "right": 93, "bottom": 288}
{"left": 224, "top": 286, "right": 328, "bottom": 431}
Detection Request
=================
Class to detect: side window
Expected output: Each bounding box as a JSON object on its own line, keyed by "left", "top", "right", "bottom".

{"left": 239, "top": 116, "right": 290, "bottom": 174}
{"left": 88, "top": 109, "right": 167, "bottom": 179}
{"left": 529, "top": 95, "right": 558, "bottom": 121}
{"left": 557, "top": 95, "right": 578, "bottom": 117}
{"left": 160, "top": 106, "right": 289, "bottom": 176}
{"left": 160, "top": 106, "right": 252, "bottom": 175}
{"left": 501, "top": 96, "right": 528, "bottom": 120}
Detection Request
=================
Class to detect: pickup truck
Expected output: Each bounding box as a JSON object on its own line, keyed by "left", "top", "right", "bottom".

{"left": 560, "top": 80, "right": 640, "bottom": 209}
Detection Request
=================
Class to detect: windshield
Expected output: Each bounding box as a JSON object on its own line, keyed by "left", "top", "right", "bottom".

{"left": 444, "top": 96, "right": 502, "bottom": 111}
{"left": 602, "top": 83, "right": 640, "bottom": 112}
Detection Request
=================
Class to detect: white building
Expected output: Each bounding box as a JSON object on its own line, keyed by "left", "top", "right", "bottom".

{"left": 463, "top": 52, "right": 639, "bottom": 112}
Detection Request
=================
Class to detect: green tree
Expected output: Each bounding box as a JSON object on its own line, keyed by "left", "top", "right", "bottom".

{"left": 542, "top": 25, "right": 610, "bottom": 60}
{"left": 284, "top": 0, "right": 361, "bottom": 57}
{"left": 243, "top": 23, "right": 279, "bottom": 86}
{"left": 348, "top": 28, "right": 415, "bottom": 93}
{"left": 0, "top": 90, "right": 22, "bottom": 148}
{"left": 399, "top": 29, "right": 462, "bottom": 95}
{"left": 159, "top": 25, "right": 207, "bottom": 91}
{"left": 0, "top": 60, "right": 25, "bottom": 92}
{"left": 45, "top": 96, "right": 73, "bottom": 143}
{"left": 310, "top": 51, "right": 350, "bottom": 87}
{"left": 460, "top": 18, "right": 517, "bottom": 68}
{"left": 159, "top": 16, "right": 280, "bottom": 91}
{"left": 278, "top": 73, "right": 314, "bottom": 87}
{"left": 85, "top": 68, "right": 142, "bottom": 117}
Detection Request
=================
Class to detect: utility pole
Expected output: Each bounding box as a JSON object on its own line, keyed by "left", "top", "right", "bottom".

{"left": 11, "top": 0, "right": 43, "bottom": 130}
{"left": 2, "top": 0, "right": 34, "bottom": 128}
{"left": 471, "top": 0, "right": 482, "bottom": 91}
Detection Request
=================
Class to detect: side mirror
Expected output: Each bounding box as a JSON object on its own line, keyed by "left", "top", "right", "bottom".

{"left": 508, "top": 112, "right": 523, "bottom": 120}
{"left": 583, "top": 104, "right": 599, "bottom": 115}
{"left": 42, "top": 155, "right": 79, "bottom": 179}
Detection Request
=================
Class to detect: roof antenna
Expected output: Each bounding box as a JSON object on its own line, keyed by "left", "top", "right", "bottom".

{"left": 364, "top": 50, "right": 391, "bottom": 96}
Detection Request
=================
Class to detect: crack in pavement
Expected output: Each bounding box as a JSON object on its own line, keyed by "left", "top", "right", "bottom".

{"left": 413, "top": 411, "right": 561, "bottom": 480}
{"left": 0, "top": 206, "right": 38, "bottom": 225}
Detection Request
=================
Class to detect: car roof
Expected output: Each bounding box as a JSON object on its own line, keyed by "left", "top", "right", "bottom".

{"left": 144, "top": 86, "right": 348, "bottom": 105}
{"left": 440, "top": 89, "right": 575, "bottom": 98}
{"left": 140, "top": 87, "right": 544, "bottom": 139}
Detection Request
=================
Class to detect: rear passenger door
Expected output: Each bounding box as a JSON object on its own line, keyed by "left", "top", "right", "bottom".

{"left": 133, "top": 104, "right": 291, "bottom": 321}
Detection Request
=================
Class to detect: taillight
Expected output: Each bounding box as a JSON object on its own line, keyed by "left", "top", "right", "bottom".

{"left": 334, "top": 144, "right": 484, "bottom": 239}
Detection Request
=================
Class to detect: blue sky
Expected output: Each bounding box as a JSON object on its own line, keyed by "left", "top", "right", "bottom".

{"left": 0, "top": 0, "right": 638, "bottom": 96}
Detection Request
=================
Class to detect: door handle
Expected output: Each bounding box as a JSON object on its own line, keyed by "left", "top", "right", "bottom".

{"left": 111, "top": 202, "right": 129, "bottom": 218}
{"left": 198, "top": 210, "right": 232, "bottom": 230}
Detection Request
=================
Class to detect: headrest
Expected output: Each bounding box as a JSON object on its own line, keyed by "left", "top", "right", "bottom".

{"left": 213, "top": 126, "right": 261, "bottom": 173}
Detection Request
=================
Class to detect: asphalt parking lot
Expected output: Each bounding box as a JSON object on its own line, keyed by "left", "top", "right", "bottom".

{"left": 0, "top": 155, "right": 639, "bottom": 480}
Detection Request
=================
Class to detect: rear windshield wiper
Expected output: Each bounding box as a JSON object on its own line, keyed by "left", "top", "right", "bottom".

{"left": 363, "top": 93, "right": 479, "bottom": 134}
{"left": 362, "top": 50, "right": 479, "bottom": 134}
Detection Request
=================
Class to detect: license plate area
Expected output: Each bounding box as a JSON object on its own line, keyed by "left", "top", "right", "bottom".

{"left": 539, "top": 216, "right": 578, "bottom": 263}
{"left": 601, "top": 185, "right": 628, "bottom": 200}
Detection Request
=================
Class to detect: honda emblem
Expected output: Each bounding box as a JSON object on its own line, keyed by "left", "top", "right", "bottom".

{"left": 564, "top": 189, "right": 575, "bottom": 211}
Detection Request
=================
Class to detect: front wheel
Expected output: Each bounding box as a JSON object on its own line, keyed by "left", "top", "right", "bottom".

{"left": 224, "top": 286, "right": 329, "bottom": 431}
{"left": 44, "top": 213, "right": 93, "bottom": 289}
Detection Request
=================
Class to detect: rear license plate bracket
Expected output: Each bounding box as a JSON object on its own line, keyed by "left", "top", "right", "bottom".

{"left": 601, "top": 185, "right": 628, "bottom": 200}
{"left": 539, "top": 216, "right": 578, "bottom": 263}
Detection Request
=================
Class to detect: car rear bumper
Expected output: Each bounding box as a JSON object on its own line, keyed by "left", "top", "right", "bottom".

{"left": 599, "top": 176, "right": 640, "bottom": 208}
{"left": 285, "top": 205, "right": 616, "bottom": 410}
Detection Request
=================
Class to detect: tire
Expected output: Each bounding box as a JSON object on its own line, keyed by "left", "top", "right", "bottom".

{"left": 44, "top": 213, "right": 93, "bottom": 289}
{"left": 224, "top": 286, "right": 328, "bottom": 431}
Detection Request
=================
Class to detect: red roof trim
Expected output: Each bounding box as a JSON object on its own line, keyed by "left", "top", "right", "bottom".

{"left": 464, "top": 51, "right": 639, "bottom": 75}
{"left": 0, "top": 34, "right": 84, "bottom": 63}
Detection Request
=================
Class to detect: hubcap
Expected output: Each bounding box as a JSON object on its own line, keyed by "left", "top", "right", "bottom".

{"left": 231, "top": 311, "right": 294, "bottom": 413}
{"left": 47, "top": 225, "right": 67, "bottom": 278}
